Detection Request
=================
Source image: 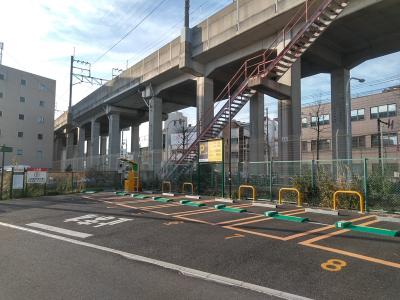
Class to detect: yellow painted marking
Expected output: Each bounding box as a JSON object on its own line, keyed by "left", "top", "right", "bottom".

{"left": 225, "top": 233, "right": 245, "bottom": 240}
{"left": 321, "top": 259, "right": 347, "bottom": 272}
{"left": 175, "top": 216, "right": 215, "bottom": 225}
{"left": 163, "top": 221, "right": 184, "bottom": 226}
{"left": 216, "top": 215, "right": 265, "bottom": 225}
{"left": 229, "top": 210, "right": 304, "bottom": 227}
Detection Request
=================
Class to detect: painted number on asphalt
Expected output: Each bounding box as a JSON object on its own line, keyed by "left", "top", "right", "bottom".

{"left": 225, "top": 233, "right": 245, "bottom": 240}
{"left": 163, "top": 221, "right": 184, "bottom": 226}
{"left": 64, "top": 214, "right": 132, "bottom": 228}
{"left": 321, "top": 259, "right": 347, "bottom": 272}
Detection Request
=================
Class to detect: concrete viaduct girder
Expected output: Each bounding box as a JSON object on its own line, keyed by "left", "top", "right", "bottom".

{"left": 55, "top": 0, "right": 400, "bottom": 171}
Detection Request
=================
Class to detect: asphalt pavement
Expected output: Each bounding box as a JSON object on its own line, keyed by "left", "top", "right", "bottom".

{"left": 0, "top": 193, "right": 399, "bottom": 299}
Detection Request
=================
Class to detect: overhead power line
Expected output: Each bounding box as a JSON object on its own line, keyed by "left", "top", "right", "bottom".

{"left": 92, "top": 0, "right": 168, "bottom": 65}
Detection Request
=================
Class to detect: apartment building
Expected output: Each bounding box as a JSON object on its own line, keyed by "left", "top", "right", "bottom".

{"left": 0, "top": 65, "right": 55, "bottom": 168}
{"left": 301, "top": 86, "right": 400, "bottom": 160}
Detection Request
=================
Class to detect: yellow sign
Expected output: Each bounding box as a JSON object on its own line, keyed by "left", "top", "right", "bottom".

{"left": 199, "top": 139, "right": 223, "bottom": 163}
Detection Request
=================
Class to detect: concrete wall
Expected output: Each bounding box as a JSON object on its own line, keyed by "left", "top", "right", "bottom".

{"left": 0, "top": 65, "right": 55, "bottom": 168}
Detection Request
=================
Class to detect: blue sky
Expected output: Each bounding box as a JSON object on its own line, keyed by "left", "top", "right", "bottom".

{"left": 0, "top": 0, "right": 399, "bottom": 143}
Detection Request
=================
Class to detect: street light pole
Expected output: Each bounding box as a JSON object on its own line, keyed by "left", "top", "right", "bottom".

{"left": 345, "top": 77, "right": 365, "bottom": 160}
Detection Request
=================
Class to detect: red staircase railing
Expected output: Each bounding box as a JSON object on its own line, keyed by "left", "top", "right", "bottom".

{"left": 162, "top": 0, "right": 349, "bottom": 179}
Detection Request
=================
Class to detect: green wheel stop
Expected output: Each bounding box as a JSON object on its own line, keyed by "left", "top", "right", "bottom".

{"left": 336, "top": 221, "right": 399, "bottom": 237}
{"left": 265, "top": 211, "right": 309, "bottom": 223}
{"left": 115, "top": 191, "right": 129, "bottom": 196}
{"left": 132, "top": 194, "right": 150, "bottom": 199}
{"left": 214, "top": 204, "right": 247, "bottom": 213}
{"left": 153, "top": 197, "right": 173, "bottom": 203}
{"left": 180, "top": 200, "right": 206, "bottom": 207}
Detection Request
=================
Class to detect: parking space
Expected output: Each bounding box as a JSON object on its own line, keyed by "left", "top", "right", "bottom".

{"left": 300, "top": 219, "right": 400, "bottom": 269}
{"left": 0, "top": 192, "right": 399, "bottom": 299}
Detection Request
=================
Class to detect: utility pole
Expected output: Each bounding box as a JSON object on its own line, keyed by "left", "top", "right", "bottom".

{"left": 377, "top": 118, "right": 394, "bottom": 159}
{"left": 184, "top": 0, "right": 190, "bottom": 28}
{"left": 0, "top": 42, "right": 4, "bottom": 65}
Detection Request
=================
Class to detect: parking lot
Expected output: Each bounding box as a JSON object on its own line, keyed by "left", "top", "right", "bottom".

{"left": 0, "top": 192, "right": 399, "bottom": 299}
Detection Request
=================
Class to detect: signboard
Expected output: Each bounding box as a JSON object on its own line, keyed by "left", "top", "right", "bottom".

{"left": 0, "top": 146, "right": 13, "bottom": 153}
{"left": 199, "top": 139, "right": 223, "bottom": 163}
{"left": 12, "top": 174, "right": 24, "bottom": 189}
{"left": 26, "top": 168, "right": 48, "bottom": 184}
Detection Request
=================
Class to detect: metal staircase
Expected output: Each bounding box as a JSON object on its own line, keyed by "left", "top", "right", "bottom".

{"left": 162, "top": 0, "right": 349, "bottom": 179}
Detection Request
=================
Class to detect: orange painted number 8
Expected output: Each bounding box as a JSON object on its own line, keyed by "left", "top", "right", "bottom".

{"left": 321, "top": 259, "right": 347, "bottom": 272}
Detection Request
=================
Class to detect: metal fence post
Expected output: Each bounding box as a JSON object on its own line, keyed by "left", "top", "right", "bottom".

{"left": 311, "top": 160, "right": 316, "bottom": 202}
{"left": 269, "top": 160, "right": 273, "bottom": 200}
{"left": 363, "top": 158, "right": 368, "bottom": 212}
{"left": 10, "top": 168, "right": 14, "bottom": 199}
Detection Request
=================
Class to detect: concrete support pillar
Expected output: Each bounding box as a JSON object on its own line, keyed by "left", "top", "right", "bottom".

{"left": 66, "top": 130, "right": 74, "bottom": 160}
{"left": 331, "top": 68, "right": 351, "bottom": 160}
{"left": 131, "top": 125, "right": 140, "bottom": 160}
{"left": 249, "top": 93, "right": 265, "bottom": 162}
{"left": 108, "top": 114, "right": 121, "bottom": 156}
{"left": 78, "top": 127, "right": 85, "bottom": 158}
{"left": 90, "top": 119, "right": 100, "bottom": 167}
{"left": 100, "top": 136, "right": 107, "bottom": 155}
{"left": 278, "top": 59, "right": 301, "bottom": 161}
{"left": 149, "top": 97, "right": 163, "bottom": 175}
{"left": 196, "top": 77, "right": 214, "bottom": 133}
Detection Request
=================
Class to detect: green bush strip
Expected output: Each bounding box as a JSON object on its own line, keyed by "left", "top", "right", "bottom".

{"left": 215, "top": 204, "right": 246, "bottom": 213}
{"left": 180, "top": 200, "right": 206, "bottom": 207}
{"left": 265, "top": 211, "right": 309, "bottom": 223}
{"left": 153, "top": 197, "right": 173, "bottom": 203}
{"left": 336, "top": 221, "right": 399, "bottom": 237}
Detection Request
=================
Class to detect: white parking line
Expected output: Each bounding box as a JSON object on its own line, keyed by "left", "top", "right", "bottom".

{"left": 0, "top": 221, "right": 312, "bottom": 300}
{"left": 26, "top": 223, "right": 92, "bottom": 238}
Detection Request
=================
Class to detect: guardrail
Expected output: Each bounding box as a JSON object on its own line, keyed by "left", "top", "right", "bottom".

{"left": 333, "top": 190, "right": 365, "bottom": 213}
{"left": 162, "top": 181, "right": 172, "bottom": 194}
{"left": 279, "top": 188, "right": 302, "bottom": 207}
{"left": 238, "top": 185, "right": 256, "bottom": 201}
{"left": 182, "top": 182, "right": 194, "bottom": 195}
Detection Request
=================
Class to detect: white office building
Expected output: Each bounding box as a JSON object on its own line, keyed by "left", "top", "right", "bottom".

{"left": 0, "top": 65, "right": 56, "bottom": 168}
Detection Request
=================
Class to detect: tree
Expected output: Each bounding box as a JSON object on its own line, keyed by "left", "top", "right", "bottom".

{"left": 303, "top": 101, "right": 330, "bottom": 160}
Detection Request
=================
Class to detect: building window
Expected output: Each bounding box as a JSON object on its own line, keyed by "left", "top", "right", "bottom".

{"left": 20, "top": 96, "right": 25, "bottom": 103}
{"left": 311, "top": 139, "right": 331, "bottom": 151}
{"left": 351, "top": 109, "right": 365, "bottom": 121}
{"left": 38, "top": 134, "right": 43, "bottom": 140}
{"left": 39, "top": 100, "right": 45, "bottom": 107}
{"left": 0, "top": 111, "right": 2, "bottom": 117}
{"left": 39, "top": 83, "right": 48, "bottom": 92}
{"left": 370, "top": 104, "right": 397, "bottom": 119}
{"left": 21, "top": 79, "right": 26, "bottom": 86}
{"left": 371, "top": 133, "right": 398, "bottom": 147}
{"left": 302, "top": 117, "right": 308, "bottom": 128}
{"left": 301, "top": 141, "right": 308, "bottom": 152}
{"left": 0, "top": 73, "right": 4, "bottom": 80}
{"left": 37, "top": 116, "right": 45, "bottom": 123}
{"left": 311, "top": 116, "right": 318, "bottom": 127}
{"left": 36, "top": 150, "right": 43, "bottom": 160}
{"left": 0, "top": 92, "right": 3, "bottom": 98}
{"left": 17, "top": 131, "right": 23, "bottom": 138}
{"left": 231, "top": 138, "right": 239, "bottom": 144}
{"left": 16, "top": 149, "right": 23, "bottom": 156}
{"left": 311, "top": 114, "right": 330, "bottom": 126}
{"left": 18, "top": 114, "right": 24, "bottom": 120}
{"left": 352, "top": 136, "right": 366, "bottom": 148}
